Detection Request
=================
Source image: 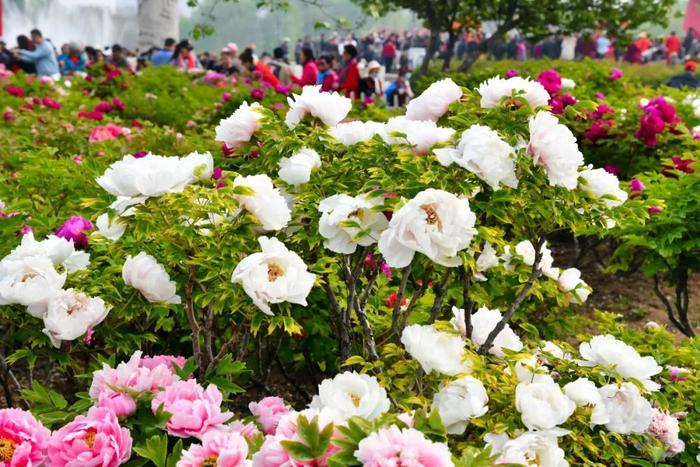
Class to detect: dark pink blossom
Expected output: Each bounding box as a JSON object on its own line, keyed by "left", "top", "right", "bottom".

{"left": 629, "top": 178, "right": 646, "bottom": 192}
{"left": 648, "top": 206, "right": 663, "bottom": 215}
{"left": 112, "top": 98, "right": 125, "bottom": 111}
{"left": 634, "top": 114, "right": 665, "bottom": 146}
{"left": 132, "top": 151, "right": 147, "bottom": 158}
{"left": 55, "top": 215, "right": 94, "bottom": 248}
{"left": 603, "top": 164, "right": 620, "bottom": 176}
{"left": 41, "top": 97, "right": 61, "bottom": 109}
{"left": 221, "top": 92, "right": 232, "bottom": 102}
{"left": 78, "top": 110, "right": 104, "bottom": 121}
{"left": 251, "top": 88, "right": 265, "bottom": 100}
{"left": 94, "top": 101, "right": 114, "bottom": 113}
{"left": 505, "top": 68, "right": 519, "bottom": 78}
{"left": 6, "top": 86, "right": 24, "bottom": 98}
{"left": 610, "top": 67, "right": 623, "bottom": 81}
{"left": 536, "top": 69, "right": 562, "bottom": 95}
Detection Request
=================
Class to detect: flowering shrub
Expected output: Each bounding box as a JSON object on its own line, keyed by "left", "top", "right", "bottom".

{"left": 1, "top": 61, "right": 699, "bottom": 466}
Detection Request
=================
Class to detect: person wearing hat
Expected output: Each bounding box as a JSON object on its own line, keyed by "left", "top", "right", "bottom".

{"left": 666, "top": 60, "right": 700, "bottom": 89}
{"left": 359, "top": 60, "right": 383, "bottom": 99}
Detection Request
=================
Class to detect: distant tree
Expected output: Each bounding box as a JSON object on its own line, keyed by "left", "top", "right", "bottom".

{"left": 353, "top": 0, "right": 678, "bottom": 73}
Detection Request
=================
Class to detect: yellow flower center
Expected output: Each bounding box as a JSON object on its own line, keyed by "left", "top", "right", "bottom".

{"left": 350, "top": 393, "right": 362, "bottom": 407}
{"left": 20, "top": 272, "right": 37, "bottom": 282}
{"left": 420, "top": 204, "right": 442, "bottom": 231}
{"left": 84, "top": 429, "right": 97, "bottom": 449}
{"left": 267, "top": 263, "right": 284, "bottom": 282}
{"left": 202, "top": 455, "right": 218, "bottom": 467}
{"left": 0, "top": 438, "right": 16, "bottom": 462}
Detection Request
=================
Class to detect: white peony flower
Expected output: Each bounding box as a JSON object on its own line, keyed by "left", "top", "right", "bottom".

{"left": 378, "top": 189, "right": 476, "bottom": 268}
{"left": 231, "top": 236, "right": 316, "bottom": 315}
{"left": 578, "top": 334, "right": 662, "bottom": 392}
{"left": 434, "top": 125, "right": 518, "bottom": 190}
{"left": 598, "top": 382, "right": 653, "bottom": 434}
{"left": 528, "top": 111, "right": 584, "bottom": 189}
{"left": 122, "top": 252, "right": 181, "bottom": 304}
{"left": 214, "top": 101, "right": 263, "bottom": 148}
{"left": 278, "top": 148, "right": 321, "bottom": 186}
{"left": 515, "top": 376, "right": 576, "bottom": 430}
{"left": 400, "top": 324, "right": 469, "bottom": 376}
{"left": 3, "top": 232, "right": 89, "bottom": 272}
{"left": 405, "top": 78, "right": 462, "bottom": 121}
{"left": 493, "top": 431, "right": 569, "bottom": 467}
{"left": 560, "top": 78, "right": 576, "bottom": 90}
{"left": 469, "top": 306, "right": 523, "bottom": 357}
{"left": 42, "top": 289, "right": 110, "bottom": 348}
{"left": 329, "top": 121, "right": 386, "bottom": 145}
{"left": 383, "top": 117, "right": 455, "bottom": 154}
{"left": 450, "top": 306, "right": 468, "bottom": 336}
{"left": 232, "top": 174, "right": 292, "bottom": 231}
{"left": 0, "top": 256, "right": 66, "bottom": 317}
{"left": 94, "top": 213, "right": 126, "bottom": 241}
{"left": 96, "top": 152, "right": 214, "bottom": 213}
{"left": 431, "top": 376, "right": 488, "bottom": 434}
{"left": 310, "top": 371, "right": 390, "bottom": 421}
{"left": 579, "top": 167, "right": 628, "bottom": 208}
{"left": 558, "top": 268, "right": 591, "bottom": 302}
{"left": 540, "top": 341, "right": 572, "bottom": 361}
{"left": 474, "top": 242, "right": 500, "bottom": 281}
{"left": 318, "top": 193, "right": 388, "bottom": 254}
{"left": 505, "top": 240, "right": 559, "bottom": 279}
{"left": 513, "top": 355, "right": 551, "bottom": 383}
{"left": 478, "top": 76, "right": 550, "bottom": 109}
{"left": 563, "top": 377, "right": 610, "bottom": 426}
{"left": 285, "top": 85, "right": 352, "bottom": 128}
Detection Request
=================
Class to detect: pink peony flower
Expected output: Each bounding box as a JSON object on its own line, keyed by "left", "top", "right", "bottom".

{"left": 629, "top": 178, "right": 646, "bottom": 192}
{"left": 130, "top": 119, "right": 143, "bottom": 130}
{"left": 89, "top": 123, "right": 131, "bottom": 143}
{"left": 584, "top": 120, "right": 615, "bottom": 143}
{"left": 274, "top": 84, "right": 291, "bottom": 95}
{"left": 505, "top": 68, "right": 518, "bottom": 78}
{"left": 151, "top": 380, "right": 232, "bottom": 439}
{"left": 178, "top": 430, "right": 248, "bottom": 467}
{"left": 41, "top": 97, "right": 61, "bottom": 110}
{"left": 73, "top": 155, "right": 83, "bottom": 164}
{"left": 642, "top": 97, "right": 680, "bottom": 124}
{"left": 47, "top": 406, "right": 132, "bottom": 467}
{"left": 610, "top": 67, "right": 623, "bottom": 81}
{"left": 90, "top": 351, "right": 181, "bottom": 417}
{"left": 221, "top": 92, "right": 232, "bottom": 102}
{"left": 227, "top": 420, "right": 261, "bottom": 442}
{"left": 634, "top": 113, "right": 665, "bottom": 147}
{"left": 251, "top": 88, "right": 265, "bottom": 100}
{"left": 17, "top": 225, "right": 33, "bottom": 236}
{"left": 55, "top": 215, "right": 94, "bottom": 248}
{"left": 139, "top": 355, "right": 186, "bottom": 372}
{"left": 94, "top": 102, "right": 114, "bottom": 113}
{"left": 249, "top": 397, "right": 289, "bottom": 435}
{"left": 98, "top": 392, "right": 138, "bottom": 418}
{"left": 668, "top": 366, "right": 688, "bottom": 382}
{"left": 595, "top": 91, "right": 606, "bottom": 100}
{"left": 221, "top": 143, "right": 235, "bottom": 157}
{"left": 536, "top": 69, "right": 562, "bottom": 95}
{"left": 646, "top": 408, "right": 685, "bottom": 458}
{"left": 6, "top": 86, "right": 24, "bottom": 98}
{"left": 355, "top": 426, "right": 454, "bottom": 467}
{"left": 111, "top": 98, "right": 125, "bottom": 111}
{"left": 132, "top": 151, "right": 147, "bottom": 159}
{"left": 648, "top": 206, "right": 663, "bottom": 215}
{"left": 78, "top": 110, "right": 104, "bottom": 121}
{"left": 0, "top": 408, "right": 51, "bottom": 467}
{"left": 2, "top": 110, "right": 12, "bottom": 121}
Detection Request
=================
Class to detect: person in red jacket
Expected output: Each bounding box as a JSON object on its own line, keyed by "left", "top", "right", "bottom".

{"left": 291, "top": 47, "right": 318, "bottom": 87}
{"left": 666, "top": 32, "right": 682, "bottom": 64}
{"left": 240, "top": 47, "right": 280, "bottom": 86}
{"left": 338, "top": 44, "right": 360, "bottom": 99}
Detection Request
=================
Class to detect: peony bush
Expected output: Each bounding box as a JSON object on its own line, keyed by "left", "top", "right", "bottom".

{"left": 0, "top": 60, "right": 699, "bottom": 466}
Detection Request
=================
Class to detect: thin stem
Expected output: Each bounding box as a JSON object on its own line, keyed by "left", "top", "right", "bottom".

{"left": 184, "top": 266, "right": 203, "bottom": 373}
{"left": 478, "top": 238, "right": 544, "bottom": 355}
{"left": 428, "top": 269, "right": 452, "bottom": 324}
{"left": 322, "top": 277, "right": 350, "bottom": 360}
{"left": 391, "top": 265, "right": 412, "bottom": 337}
{"left": 654, "top": 274, "right": 686, "bottom": 336}
{"left": 462, "top": 270, "right": 473, "bottom": 337}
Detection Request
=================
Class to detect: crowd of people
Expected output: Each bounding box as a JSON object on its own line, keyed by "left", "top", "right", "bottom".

{"left": 4, "top": 25, "right": 700, "bottom": 105}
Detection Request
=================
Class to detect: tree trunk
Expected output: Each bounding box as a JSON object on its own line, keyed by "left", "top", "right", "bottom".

{"left": 420, "top": 29, "right": 440, "bottom": 74}
{"left": 442, "top": 29, "right": 458, "bottom": 71}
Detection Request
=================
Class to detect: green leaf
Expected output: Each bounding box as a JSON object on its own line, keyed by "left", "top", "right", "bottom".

{"left": 133, "top": 434, "right": 169, "bottom": 467}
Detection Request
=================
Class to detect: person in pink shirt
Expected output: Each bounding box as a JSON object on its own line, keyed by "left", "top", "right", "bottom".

{"left": 317, "top": 54, "right": 338, "bottom": 92}
{"left": 291, "top": 47, "right": 318, "bottom": 87}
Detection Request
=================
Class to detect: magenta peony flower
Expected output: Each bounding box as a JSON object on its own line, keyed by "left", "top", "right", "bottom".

{"left": 221, "top": 92, "right": 232, "bottom": 102}
{"left": 671, "top": 155, "right": 695, "bottom": 174}
{"left": 504, "top": 68, "right": 518, "bottom": 78}
{"left": 3, "top": 110, "right": 12, "bottom": 121}
{"left": 249, "top": 397, "right": 289, "bottom": 435}
{"left": 41, "top": 97, "right": 61, "bottom": 110}
{"left": 0, "top": 408, "right": 51, "bottom": 467}
{"left": 251, "top": 88, "right": 265, "bottom": 100}
{"left": 73, "top": 155, "right": 83, "bottom": 164}
{"left": 549, "top": 93, "right": 576, "bottom": 115}
{"left": 643, "top": 97, "right": 680, "bottom": 124}
{"left": 634, "top": 113, "right": 665, "bottom": 146}
{"left": 668, "top": 366, "right": 688, "bottom": 382}
{"left": 132, "top": 151, "right": 147, "bottom": 159}
{"left": 93, "top": 102, "right": 114, "bottom": 113}
{"left": 89, "top": 123, "right": 131, "bottom": 143}
{"left": 78, "top": 111, "right": 104, "bottom": 121}
{"left": 151, "top": 380, "right": 232, "bottom": 439}
{"left": 274, "top": 84, "right": 291, "bottom": 95}
{"left": 584, "top": 120, "right": 614, "bottom": 143}
{"left": 6, "top": 86, "right": 24, "bottom": 98}
{"left": 595, "top": 91, "right": 606, "bottom": 100}
{"left": 178, "top": 430, "right": 248, "bottom": 467}
{"left": 17, "top": 225, "right": 33, "bottom": 236}
{"left": 47, "top": 406, "right": 132, "bottom": 467}
{"left": 221, "top": 143, "right": 235, "bottom": 157}
{"left": 629, "top": 178, "right": 646, "bottom": 192}
{"left": 610, "top": 67, "right": 623, "bottom": 81}
{"left": 648, "top": 206, "right": 663, "bottom": 215}
{"left": 130, "top": 119, "right": 143, "bottom": 130}
{"left": 55, "top": 215, "right": 94, "bottom": 248}
{"left": 355, "top": 425, "right": 453, "bottom": 467}
{"left": 111, "top": 98, "right": 125, "bottom": 111}
{"left": 536, "top": 69, "right": 562, "bottom": 95}
{"left": 603, "top": 164, "right": 621, "bottom": 176}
